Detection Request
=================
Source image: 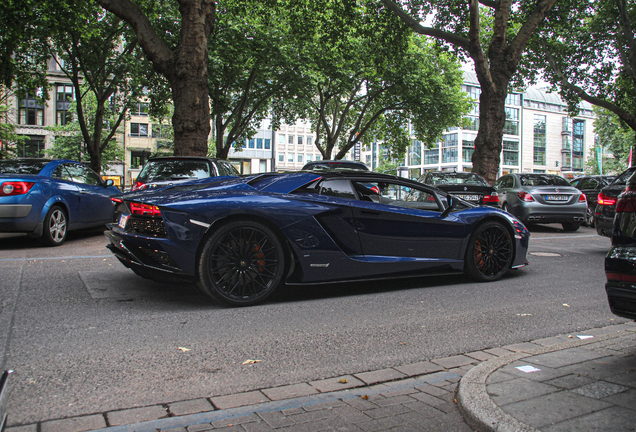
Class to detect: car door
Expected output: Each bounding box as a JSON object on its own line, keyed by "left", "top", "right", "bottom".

{"left": 348, "top": 179, "right": 465, "bottom": 263}
{"left": 63, "top": 163, "right": 115, "bottom": 225}
{"left": 50, "top": 164, "right": 83, "bottom": 223}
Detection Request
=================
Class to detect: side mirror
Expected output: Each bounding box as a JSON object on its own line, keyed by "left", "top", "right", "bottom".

{"left": 105, "top": 179, "right": 114, "bottom": 187}
{"left": 441, "top": 195, "right": 456, "bottom": 218}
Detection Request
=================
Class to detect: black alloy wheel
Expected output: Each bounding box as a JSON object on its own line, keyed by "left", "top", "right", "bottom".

{"left": 585, "top": 207, "right": 595, "bottom": 227}
{"left": 41, "top": 205, "right": 67, "bottom": 246}
{"left": 198, "top": 221, "right": 286, "bottom": 306}
{"left": 465, "top": 221, "right": 513, "bottom": 282}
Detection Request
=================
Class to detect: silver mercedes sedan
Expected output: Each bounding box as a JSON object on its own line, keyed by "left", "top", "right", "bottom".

{"left": 493, "top": 173, "right": 587, "bottom": 231}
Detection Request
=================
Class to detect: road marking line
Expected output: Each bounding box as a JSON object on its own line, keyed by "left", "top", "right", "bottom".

{"left": 532, "top": 235, "right": 601, "bottom": 240}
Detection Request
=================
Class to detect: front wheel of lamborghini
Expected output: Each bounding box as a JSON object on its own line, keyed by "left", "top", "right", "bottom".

{"left": 464, "top": 221, "right": 513, "bottom": 282}
{"left": 198, "top": 221, "right": 286, "bottom": 307}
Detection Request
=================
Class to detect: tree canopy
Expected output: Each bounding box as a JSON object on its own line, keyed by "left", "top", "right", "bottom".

{"left": 531, "top": 0, "right": 636, "bottom": 156}
{"left": 382, "top": 0, "right": 557, "bottom": 183}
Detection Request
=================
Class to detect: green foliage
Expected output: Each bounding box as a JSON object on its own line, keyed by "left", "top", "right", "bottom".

{"left": 46, "top": 123, "right": 124, "bottom": 172}
{"left": 280, "top": 1, "right": 470, "bottom": 160}
{"left": 0, "top": 104, "right": 24, "bottom": 159}
{"left": 590, "top": 107, "right": 636, "bottom": 174}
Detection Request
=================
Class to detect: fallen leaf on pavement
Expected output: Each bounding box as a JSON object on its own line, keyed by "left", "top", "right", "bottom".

{"left": 563, "top": 303, "right": 570, "bottom": 307}
{"left": 338, "top": 378, "right": 348, "bottom": 384}
{"left": 178, "top": 347, "right": 191, "bottom": 352}
{"left": 361, "top": 395, "right": 369, "bottom": 400}
{"left": 242, "top": 359, "right": 262, "bottom": 365}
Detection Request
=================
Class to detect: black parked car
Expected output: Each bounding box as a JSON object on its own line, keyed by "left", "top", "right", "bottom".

{"left": 569, "top": 175, "right": 615, "bottom": 227}
{"left": 417, "top": 171, "right": 500, "bottom": 207}
{"left": 604, "top": 171, "right": 636, "bottom": 319}
{"left": 595, "top": 167, "right": 636, "bottom": 237}
{"left": 301, "top": 160, "right": 369, "bottom": 171}
{"left": 132, "top": 156, "right": 240, "bottom": 191}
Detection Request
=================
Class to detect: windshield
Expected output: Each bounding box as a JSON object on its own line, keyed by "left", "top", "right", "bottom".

{"left": 519, "top": 174, "right": 571, "bottom": 186}
{"left": 612, "top": 169, "right": 636, "bottom": 186}
{"left": 137, "top": 160, "right": 211, "bottom": 182}
{"left": 302, "top": 162, "right": 368, "bottom": 171}
{"left": 427, "top": 172, "right": 489, "bottom": 186}
{"left": 0, "top": 160, "right": 49, "bottom": 174}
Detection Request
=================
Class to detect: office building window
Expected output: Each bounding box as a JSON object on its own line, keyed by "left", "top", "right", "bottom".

{"left": 151, "top": 124, "right": 171, "bottom": 138}
{"left": 297, "top": 136, "right": 303, "bottom": 145}
{"left": 573, "top": 119, "right": 585, "bottom": 170}
{"left": 18, "top": 93, "right": 44, "bottom": 125}
{"left": 410, "top": 140, "right": 422, "bottom": 165}
{"left": 17, "top": 136, "right": 45, "bottom": 157}
{"left": 533, "top": 114, "right": 546, "bottom": 165}
{"left": 503, "top": 107, "right": 519, "bottom": 135}
{"left": 132, "top": 102, "right": 148, "bottom": 116}
{"left": 264, "top": 139, "right": 271, "bottom": 149}
{"left": 307, "top": 136, "right": 313, "bottom": 146}
{"left": 462, "top": 140, "right": 474, "bottom": 163}
{"left": 288, "top": 153, "right": 294, "bottom": 162}
{"left": 130, "top": 123, "right": 148, "bottom": 137}
{"left": 56, "top": 85, "right": 73, "bottom": 125}
{"left": 257, "top": 138, "right": 263, "bottom": 149}
{"left": 288, "top": 135, "right": 294, "bottom": 144}
{"left": 298, "top": 154, "right": 303, "bottom": 163}
{"left": 442, "top": 133, "right": 458, "bottom": 163}
{"left": 131, "top": 151, "right": 149, "bottom": 168}
{"left": 278, "top": 153, "right": 284, "bottom": 162}
{"left": 278, "top": 134, "right": 285, "bottom": 144}
{"left": 505, "top": 93, "right": 521, "bottom": 106}
{"left": 503, "top": 140, "right": 519, "bottom": 166}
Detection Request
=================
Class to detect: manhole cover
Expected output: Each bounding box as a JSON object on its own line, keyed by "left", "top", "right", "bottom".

{"left": 530, "top": 252, "right": 562, "bottom": 257}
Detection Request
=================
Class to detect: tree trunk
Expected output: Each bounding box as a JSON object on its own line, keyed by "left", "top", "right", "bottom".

{"left": 471, "top": 88, "right": 507, "bottom": 184}
{"left": 96, "top": 0, "right": 214, "bottom": 157}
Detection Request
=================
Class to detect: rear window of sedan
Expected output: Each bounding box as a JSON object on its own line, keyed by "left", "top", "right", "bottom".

{"left": 519, "top": 174, "right": 570, "bottom": 187}
{"left": 0, "top": 160, "right": 49, "bottom": 174}
{"left": 137, "top": 160, "right": 211, "bottom": 182}
{"left": 427, "top": 173, "right": 488, "bottom": 186}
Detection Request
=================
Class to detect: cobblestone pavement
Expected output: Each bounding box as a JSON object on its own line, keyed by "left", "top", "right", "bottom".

{"left": 5, "top": 322, "right": 635, "bottom": 432}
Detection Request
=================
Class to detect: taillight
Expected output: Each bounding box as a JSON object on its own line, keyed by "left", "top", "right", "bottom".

{"left": 129, "top": 202, "right": 162, "bottom": 217}
{"left": 111, "top": 197, "right": 123, "bottom": 203}
{"left": 578, "top": 193, "right": 586, "bottom": 203}
{"left": 0, "top": 181, "right": 34, "bottom": 196}
{"left": 597, "top": 192, "right": 617, "bottom": 206}
{"left": 606, "top": 271, "right": 636, "bottom": 283}
{"left": 131, "top": 181, "right": 147, "bottom": 191}
{"left": 483, "top": 193, "right": 499, "bottom": 203}
{"left": 517, "top": 191, "right": 535, "bottom": 202}
{"left": 616, "top": 194, "right": 636, "bottom": 212}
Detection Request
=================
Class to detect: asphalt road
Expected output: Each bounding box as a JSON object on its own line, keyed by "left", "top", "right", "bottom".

{"left": 0, "top": 224, "right": 624, "bottom": 425}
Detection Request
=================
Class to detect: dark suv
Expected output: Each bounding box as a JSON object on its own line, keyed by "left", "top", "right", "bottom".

{"left": 569, "top": 175, "right": 615, "bottom": 227}
{"left": 301, "top": 160, "right": 369, "bottom": 171}
{"left": 132, "top": 156, "right": 240, "bottom": 191}
{"left": 595, "top": 167, "right": 636, "bottom": 237}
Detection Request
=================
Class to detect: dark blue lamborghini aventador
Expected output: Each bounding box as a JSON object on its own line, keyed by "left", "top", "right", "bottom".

{"left": 106, "top": 171, "right": 530, "bottom": 306}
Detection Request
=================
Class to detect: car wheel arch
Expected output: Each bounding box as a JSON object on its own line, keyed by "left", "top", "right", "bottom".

{"left": 193, "top": 214, "right": 296, "bottom": 283}
{"left": 463, "top": 215, "right": 517, "bottom": 260}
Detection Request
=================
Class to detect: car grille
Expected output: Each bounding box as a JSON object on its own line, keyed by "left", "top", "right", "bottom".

{"left": 130, "top": 218, "right": 168, "bottom": 237}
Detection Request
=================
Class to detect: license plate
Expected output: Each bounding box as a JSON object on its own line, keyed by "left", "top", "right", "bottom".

{"left": 118, "top": 213, "right": 129, "bottom": 229}
{"left": 545, "top": 195, "right": 569, "bottom": 201}
{"left": 455, "top": 194, "right": 479, "bottom": 201}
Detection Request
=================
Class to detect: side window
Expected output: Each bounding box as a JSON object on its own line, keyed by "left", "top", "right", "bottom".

{"left": 84, "top": 168, "right": 104, "bottom": 186}
{"left": 353, "top": 181, "right": 441, "bottom": 212}
{"left": 570, "top": 179, "right": 579, "bottom": 188}
{"left": 64, "top": 163, "right": 87, "bottom": 184}
{"left": 218, "top": 160, "right": 238, "bottom": 176}
{"left": 318, "top": 179, "right": 356, "bottom": 199}
{"left": 52, "top": 165, "right": 73, "bottom": 181}
{"left": 503, "top": 176, "right": 514, "bottom": 188}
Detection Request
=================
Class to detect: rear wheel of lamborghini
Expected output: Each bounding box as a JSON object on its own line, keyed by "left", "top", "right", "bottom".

{"left": 198, "top": 221, "right": 286, "bottom": 307}
{"left": 465, "top": 221, "right": 513, "bottom": 282}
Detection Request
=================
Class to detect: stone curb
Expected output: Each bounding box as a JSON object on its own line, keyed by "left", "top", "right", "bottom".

{"left": 456, "top": 329, "right": 635, "bottom": 432}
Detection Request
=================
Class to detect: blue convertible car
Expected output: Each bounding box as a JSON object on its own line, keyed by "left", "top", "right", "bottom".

{"left": 0, "top": 158, "right": 121, "bottom": 245}
{"left": 105, "top": 171, "right": 530, "bottom": 306}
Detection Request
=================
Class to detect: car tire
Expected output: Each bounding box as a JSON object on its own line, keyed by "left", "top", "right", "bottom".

{"left": 198, "top": 221, "right": 286, "bottom": 307}
{"left": 464, "top": 221, "right": 513, "bottom": 282}
{"left": 562, "top": 222, "right": 580, "bottom": 232}
{"left": 41, "top": 205, "right": 67, "bottom": 246}
{"left": 585, "top": 207, "right": 595, "bottom": 227}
